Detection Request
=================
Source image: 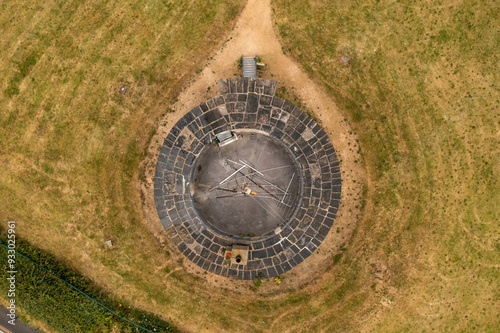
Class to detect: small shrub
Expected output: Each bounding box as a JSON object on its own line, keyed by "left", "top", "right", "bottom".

{"left": 253, "top": 272, "right": 264, "bottom": 287}
{"left": 333, "top": 253, "right": 343, "bottom": 265}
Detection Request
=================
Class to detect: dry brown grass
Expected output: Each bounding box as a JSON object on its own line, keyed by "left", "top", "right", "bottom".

{"left": 271, "top": 0, "right": 499, "bottom": 331}
{"left": 0, "top": 0, "right": 246, "bottom": 331}
{"left": 1, "top": 0, "right": 498, "bottom": 332}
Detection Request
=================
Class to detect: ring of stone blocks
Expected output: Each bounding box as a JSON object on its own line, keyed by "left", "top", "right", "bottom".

{"left": 154, "top": 78, "right": 341, "bottom": 280}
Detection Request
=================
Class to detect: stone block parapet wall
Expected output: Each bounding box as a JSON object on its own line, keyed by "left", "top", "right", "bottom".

{"left": 154, "top": 78, "right": 341, "bottom": 280}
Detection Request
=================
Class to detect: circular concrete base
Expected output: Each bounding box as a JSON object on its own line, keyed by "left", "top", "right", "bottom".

{"left": 193, "top": 132, "right": 301, "bottom": 237}
{"left": 154, "top": 78, "right": 341, "bottom": 280}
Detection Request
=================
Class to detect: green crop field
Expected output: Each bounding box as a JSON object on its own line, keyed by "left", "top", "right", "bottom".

{"left": 1, "top": 0, "right": 498, "bottom": 332}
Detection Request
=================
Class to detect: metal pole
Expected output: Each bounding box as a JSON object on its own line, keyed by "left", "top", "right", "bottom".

{"left": 218, "top": 165, "right": 246, "bottom": 186}
{"left": 239, "top": 160, "right": 264, "bottom": 176}
{"left": 281, "top": 173, "right": 295, "bottom": 203}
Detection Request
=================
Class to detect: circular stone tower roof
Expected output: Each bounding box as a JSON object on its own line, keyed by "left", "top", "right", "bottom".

{"left": 154, "top": 78, "right": 341, "bottom": 280}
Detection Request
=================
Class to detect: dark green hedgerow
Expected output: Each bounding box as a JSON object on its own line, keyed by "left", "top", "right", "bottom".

{"left": 0, "top": 234, "right": 178, "bottom": 333}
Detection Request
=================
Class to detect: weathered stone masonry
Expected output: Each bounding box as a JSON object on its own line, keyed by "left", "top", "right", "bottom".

{"left": 154, "top": 78, "right": 341, "bottom": 280}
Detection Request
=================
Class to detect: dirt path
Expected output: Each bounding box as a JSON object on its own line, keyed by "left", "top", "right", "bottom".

{"left": 141, "top": 0, "right": 365, "bottom": 291}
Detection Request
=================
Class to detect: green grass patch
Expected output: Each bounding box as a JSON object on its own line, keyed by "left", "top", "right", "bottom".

{"left": 0, "top": 234, "right": 177, "bottom": 333}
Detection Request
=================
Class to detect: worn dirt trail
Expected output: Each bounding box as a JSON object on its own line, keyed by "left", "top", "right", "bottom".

{"left": 141, "top": 0, "right": 365, "bottom": 290}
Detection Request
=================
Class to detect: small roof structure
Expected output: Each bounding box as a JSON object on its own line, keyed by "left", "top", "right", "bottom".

{"left": 242, "top": 57, "right": 257, "bottom": 79}
{"left": 215, "top": 130, "right": 238, "bottom": 147}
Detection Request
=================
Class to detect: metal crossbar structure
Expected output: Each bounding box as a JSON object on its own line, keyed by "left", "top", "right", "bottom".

{"left": 205, "top": 153, "right": 298, "bottom": 222}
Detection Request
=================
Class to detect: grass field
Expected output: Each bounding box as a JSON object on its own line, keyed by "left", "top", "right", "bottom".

{"left": 1, "top": 0, "right": 498, "bottom": 332}
{"left": 0, "top": 0, "right": 248, "bottom": 332}
{"left": 272, "top": 0, "right": 499, "bottom": 331}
